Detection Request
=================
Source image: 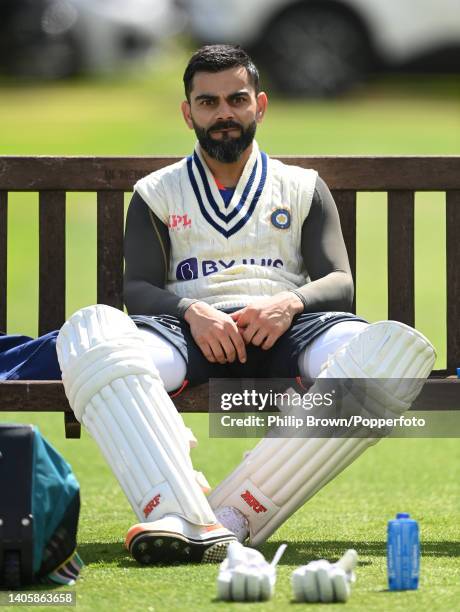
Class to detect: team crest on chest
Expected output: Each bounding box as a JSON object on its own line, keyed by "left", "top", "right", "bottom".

{"left": 271, "top": 208, "right": 291, "bottom": 229}
{"left": 186, "top": 143, "right": 268, "bottom": 239}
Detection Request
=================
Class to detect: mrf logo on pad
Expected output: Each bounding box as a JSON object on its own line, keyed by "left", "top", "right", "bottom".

{"left": 143, "top": 494, "right": 161, "bottom": 518}
{"left": 241, "top": 490, "right": 267, "bottom": 514}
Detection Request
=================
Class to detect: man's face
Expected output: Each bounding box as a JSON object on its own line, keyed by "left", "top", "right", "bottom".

{"left": 182, "top": 66, "right": 267, "bottom": 163}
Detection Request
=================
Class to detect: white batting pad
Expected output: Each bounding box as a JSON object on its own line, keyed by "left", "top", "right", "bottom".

{"left": 209, "top": 321, "right": 436, "bottom": 545}
{"left": 57, "top": 304, "right": 216, "bottom": 526}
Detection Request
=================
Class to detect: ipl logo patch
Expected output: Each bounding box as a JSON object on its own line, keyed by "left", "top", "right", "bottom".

{"left": 271, "top": 208, "right": 291, "bottom": 229}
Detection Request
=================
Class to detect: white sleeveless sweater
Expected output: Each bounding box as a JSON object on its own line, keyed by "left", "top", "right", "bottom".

{"left": 135, "top": 141, "right": 317, "bottom": 309}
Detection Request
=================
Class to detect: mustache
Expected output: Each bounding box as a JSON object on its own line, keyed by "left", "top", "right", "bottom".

{"left": 208, "top": 120, "right": 243, "bottom": 134}
{"left": 192, "top": 117, "right": 257, "bottom": 163}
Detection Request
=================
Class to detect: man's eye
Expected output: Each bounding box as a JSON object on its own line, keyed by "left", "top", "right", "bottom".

{"left": 233, "top": 96, "right": 246, "bottom": 104}
{"left": 201, "top": 99, "right": 215, "bottom": 106}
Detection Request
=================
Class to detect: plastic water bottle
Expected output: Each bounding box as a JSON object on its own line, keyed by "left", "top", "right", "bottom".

{"left": 387, "top": 513, "right": 420, "bottom": 590}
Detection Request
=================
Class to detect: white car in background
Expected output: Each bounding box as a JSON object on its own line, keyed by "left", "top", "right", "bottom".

{"left": 183, "top": 0, "right": 460, "bottom": 95}
{"left": 1, "top": 0, "right": 182, "bottom": 79}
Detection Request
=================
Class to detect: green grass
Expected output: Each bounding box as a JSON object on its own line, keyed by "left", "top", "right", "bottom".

{"left": 1, "top": 412, "right": 459, "bottom": 611}
{"left": 1, "top": 43, "right": 460, "bottom": 610}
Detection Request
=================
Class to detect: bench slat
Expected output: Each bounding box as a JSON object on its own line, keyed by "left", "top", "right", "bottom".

{"left": 0, "top": 379, "right": 458, "bottom": 412}
{"left": 1, "top": 157, "right": 460, "bottom": 191}
{"left": 333, "top": 190, "right": 356, "bottom": 313}
{"left": 387, "top": 191, "right": 414, "bottom": 326}
{"left": 446, "top": 190, "right": 460, "bottom": 373}
{"left": 0, "top": 191, "right": 7, "bottom": 332}
{"left": 97, "top": 191, "right": 124, "bottom": 309}
{"left": 39, "top": 191, "right": 66, "bottom": 334}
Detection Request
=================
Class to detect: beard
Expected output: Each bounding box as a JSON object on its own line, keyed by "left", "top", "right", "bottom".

{"left": 192, "top": 118, "right": 257, "bottom": 163}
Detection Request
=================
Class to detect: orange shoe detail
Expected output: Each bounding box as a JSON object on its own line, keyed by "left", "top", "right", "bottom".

{"left": 125, "top": 524, "right": 147, "bottom": 549}
{"left": 204, "top": 523, "right": 224, "bottom": 533}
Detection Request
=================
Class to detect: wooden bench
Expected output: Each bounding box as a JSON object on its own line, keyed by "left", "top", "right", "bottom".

{"left": 1, "top": 156, "right": 459, "bottom": 438}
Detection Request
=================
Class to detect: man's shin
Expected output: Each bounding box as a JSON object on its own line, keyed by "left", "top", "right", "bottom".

{"left": 209, "top": 321, "right": 436, "bottom": 545}
{"left": 57, "top": 304, "right": 216, "bottom": 526}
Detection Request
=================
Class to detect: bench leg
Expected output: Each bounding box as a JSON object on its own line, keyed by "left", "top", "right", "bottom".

{"left": 64, "top": 411, "right": 81, "bottom": 439}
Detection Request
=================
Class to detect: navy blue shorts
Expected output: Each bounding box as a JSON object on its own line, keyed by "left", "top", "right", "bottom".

{"left": 131, "top": 310, "right": 367, "bottom": 387}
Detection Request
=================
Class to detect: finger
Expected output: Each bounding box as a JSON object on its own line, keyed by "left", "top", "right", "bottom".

{"left": 199, "top": 342, "right": 216, "bottom": 363}
{"left": 261, "top": 333, "right": 278, "bottom": 350}
{"left": 230, "top": 309, "right": 245, "bottom": 321}
{"left": 336, "top": 549, "right": 358, "bottom": 574}
{"left": 316, "top": 567, "right": 334, "bottom": 603}
{"left": 296, "top": 566, "right": 319, "bottom": 602}
{"left": 219, "top": 335, "right": 237, "bottom": 363}
{"left": 304, "top": 567, "right": 319, "bottom": 602}
{"left": 259, "top": 572, "right": 273, "bottom": 601}
{"left": 208, "top": 338, "right": 227, "bottom": 364}
{"left": 217, "top": 571, "right": 232, "bottom": 601}
{"left": 331, "top": 568, "right": 350, "bottom": 603}
{"left": 291, "top": 568, "right": 307, "bottom": 602}
{"left": 231, "top": 308, "right": 249, "bottom": 326}
{"left": 242, "top": 323, "right": 258, "bottom": 344}
{"left": 230, "top": 570, "right": 247, "bottom": 602}
{"left": 229, "top": 328, "right": 247, "bottom": 363}
{"left": 250, "top": 328, "right": 269, "bottom": 347}
{"left": 245, "top": 570, "right": 261, "bottom": 601}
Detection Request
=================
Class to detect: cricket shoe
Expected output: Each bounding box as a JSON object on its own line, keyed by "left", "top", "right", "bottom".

{"left": 126, "top": 514, "right": 237, "bottom": 564}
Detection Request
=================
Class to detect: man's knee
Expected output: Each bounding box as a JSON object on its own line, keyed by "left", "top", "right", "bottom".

{"left": 299, "top": 320, "right": 368, "bottom": 381}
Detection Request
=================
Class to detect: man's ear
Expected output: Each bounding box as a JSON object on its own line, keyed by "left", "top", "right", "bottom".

{"left": 255, "top": 92, "right": 268, "bottom": 124}
{"left": 181, "top": 100, "right": 194, "bottom": 130}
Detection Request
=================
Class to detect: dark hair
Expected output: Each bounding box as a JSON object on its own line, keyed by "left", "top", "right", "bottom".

{"left": 183, "top": 45, "right": 260, "bottom": 101}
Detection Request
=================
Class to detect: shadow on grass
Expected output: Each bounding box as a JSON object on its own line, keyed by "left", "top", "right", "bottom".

{"left": 77, "top": 542, "right": 130, "bottom": 566}
{"left": 77, "top": 539, "right": 460, "bottom": 568}
{"left": 260, "top": 540, "right": 460, "bottom": 565}
{"left": 77, "top": 542, "right": 217, "bottom": 569}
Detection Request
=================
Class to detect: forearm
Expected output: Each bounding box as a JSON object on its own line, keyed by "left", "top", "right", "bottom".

{"left": 290, "top": 271, "right": 354, "bottom": 313}
{"left": 296, "top": 175, "right": 354, "bottom": 313}
{"left": 124, "top": 279, "right": 198, "bottom": 318}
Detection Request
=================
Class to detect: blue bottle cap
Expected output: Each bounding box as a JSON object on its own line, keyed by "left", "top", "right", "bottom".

{"left": 396, "top": 512, "right": 410, "bottom": 519}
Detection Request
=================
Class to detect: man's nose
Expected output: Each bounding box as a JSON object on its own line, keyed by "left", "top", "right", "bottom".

{"left": 216, "top": 99, "right": 235, "bottom": 120}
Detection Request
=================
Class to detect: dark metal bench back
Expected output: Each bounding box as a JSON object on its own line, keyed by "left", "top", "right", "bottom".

{"left": 1, "top": 156, "right": 459, "bottom": 374}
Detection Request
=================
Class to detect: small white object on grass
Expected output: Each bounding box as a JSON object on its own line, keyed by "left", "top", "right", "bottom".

{"left": 217, "top": 542, "right": 287, "bottom": 602}
{"left": 291, "top": 549, "right": 358, "bottom": 603}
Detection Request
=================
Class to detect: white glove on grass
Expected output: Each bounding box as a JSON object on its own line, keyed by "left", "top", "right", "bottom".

{"left": 291, "top": 549, "right": 358, "bottom": 603}
{"left": 217, "top": 542, "right": 287, "bottom": 602}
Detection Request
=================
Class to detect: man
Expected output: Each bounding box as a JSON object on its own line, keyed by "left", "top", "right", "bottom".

{"left": 56, "top": 45, "right": 435, "bottom": 565}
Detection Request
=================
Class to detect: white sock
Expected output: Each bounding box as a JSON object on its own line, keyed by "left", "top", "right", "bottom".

{"left": 215, "top": 506, "right": 249, "bottom": 543}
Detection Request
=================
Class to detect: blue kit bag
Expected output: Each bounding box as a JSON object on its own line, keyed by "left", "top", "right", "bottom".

{"left": 0, "top": 424, "right": 83, "bottom": 588}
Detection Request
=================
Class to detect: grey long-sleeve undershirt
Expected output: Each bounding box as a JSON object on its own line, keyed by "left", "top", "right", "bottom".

{"left": 123, "top": 175, "right": 354, "bottom": 318}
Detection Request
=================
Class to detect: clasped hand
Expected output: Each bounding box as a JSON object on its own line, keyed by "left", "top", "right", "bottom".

{"left": 184, "top": 293, "right": 303, "bottom": 364}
